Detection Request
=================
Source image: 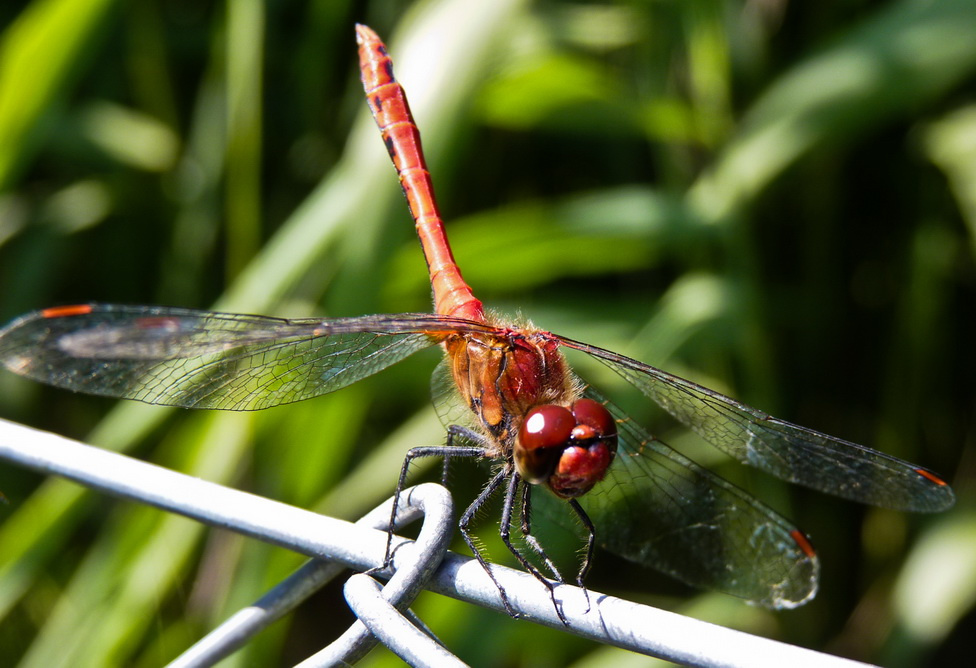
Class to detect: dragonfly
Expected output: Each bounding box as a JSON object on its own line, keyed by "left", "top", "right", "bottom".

{"left": 0, "top": 24, "right": 953, "bottom": 618}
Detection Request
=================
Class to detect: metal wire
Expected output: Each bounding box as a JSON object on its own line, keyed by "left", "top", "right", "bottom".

{"left": 171, "top": 484, "right": 457, "bottom": 667}
{"left": 0, "top": 418, "right": 878, "bottom": 667}
{"left": 300, "top": 484, "right": 458, "bottom": 667}
{"left": 339, "top": 575, "right": 465, "bottom": 668}
{"left": 171, "top": 559, "right": 347, "bottom": 667}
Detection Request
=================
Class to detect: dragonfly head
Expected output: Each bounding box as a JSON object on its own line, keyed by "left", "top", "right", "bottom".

{"left": 515, "top": 398, "right": 617, "bottom": 498}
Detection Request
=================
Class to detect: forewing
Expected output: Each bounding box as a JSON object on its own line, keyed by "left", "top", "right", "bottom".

{"left": 558, "top": 337, "right": 953, "bottom": 512}
{"left": 0, "top": 305, "right": 483, "bottom": 410}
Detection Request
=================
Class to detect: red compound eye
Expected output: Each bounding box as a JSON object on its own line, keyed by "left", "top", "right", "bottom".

{"left": 521, "top": 405, "right": 575, "bottom": 450}
{"left": 516, "top": 405, "right": 575, "bottom": 484}
{"left": 547, "top": 399, "right": 619, "bottom": 499}
{"left": 571, "top": 398, "right": 617, "bottom": 438}
{"left": 515, "top": 400, "right": 618, "bottom": 492}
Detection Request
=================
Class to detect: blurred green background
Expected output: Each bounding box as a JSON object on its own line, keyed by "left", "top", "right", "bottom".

{"left": 1, "top": 0, "right": 974, "bottom": 665}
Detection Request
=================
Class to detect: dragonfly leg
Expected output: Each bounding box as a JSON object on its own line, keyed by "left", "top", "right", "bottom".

{"left": 375, "top": 441, "right": 485, "bottom": 575}
{"left": 440, "top": 424, "right": 490, "bottom": 484}
{"left": 518, "top": 483, "right": 565, "bottom": 582}
{"left": 458, "top": 468, "right": 521, "bottom": 618}
{"left": 498, "top": 475, "right": 569, "bottom": 626}
{"left": 567, "top": 498, "right": 596, "bottom": 613}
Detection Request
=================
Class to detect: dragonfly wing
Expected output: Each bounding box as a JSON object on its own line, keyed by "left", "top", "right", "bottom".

{"left": 0, "top": 305, "right": 476, "bottom": 410}
{"left": 566, "top": 390, "right": 819, "bottom": 609}
{"left": 430, "top": 357, "right": 481, "bottom": 434}
{"left": 558, "top": 337, "right": 953, "bottom": 512}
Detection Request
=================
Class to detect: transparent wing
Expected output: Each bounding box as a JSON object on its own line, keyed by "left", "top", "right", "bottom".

{"left": 557, "top": 336, "right": 953, "bottom": 512}
{"left": 429, "top": 357, "right": 474, "bottom": 432}
{"left": 548, "top": 389, "right": 820, "bottom": 609}
{"left": 0, "top": 305, "right": 489, "bottom": 411}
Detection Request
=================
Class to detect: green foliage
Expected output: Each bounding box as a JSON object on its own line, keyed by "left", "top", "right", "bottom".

{"left": 0, "top": 0, "right": 974, "bottom": 665}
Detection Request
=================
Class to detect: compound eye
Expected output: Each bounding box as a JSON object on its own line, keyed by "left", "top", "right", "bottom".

{"left": 571, "top": 398, "right": 617, "bottom": 438}
{"left": 545, "top": 398, "right": 619, "bottom": 499}
{"left": 516, "top": 405, "right": 575, "bottom": 483}
{"left": 520, "top": 405, "right": 575, "bottom": 450}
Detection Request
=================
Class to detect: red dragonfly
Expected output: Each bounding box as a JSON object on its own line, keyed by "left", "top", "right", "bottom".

{"left": 0, "top": 25, "right": 953, "bottom": 616}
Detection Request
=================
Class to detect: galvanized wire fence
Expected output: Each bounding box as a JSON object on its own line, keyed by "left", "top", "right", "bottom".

{"left": 0, "top": 418, "right": 875, "bottom": 667}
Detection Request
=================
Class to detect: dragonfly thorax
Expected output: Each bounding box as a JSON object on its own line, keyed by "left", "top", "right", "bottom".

{"left": 443, "top": 329, "right": 576, "bottom": 451}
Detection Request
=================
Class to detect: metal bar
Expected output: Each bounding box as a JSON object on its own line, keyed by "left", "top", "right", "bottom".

{"left": 341, "top": 574, "right": 466, "bottom": 668}
{"left": 301, "top": 484, "right": 457, "bottom": 666}
{"left": 0, "top": 418, "right": 386, "bottom": 568}
{"left": 168, "top": 559, "right": 345, "bottom": 668}
{"left": 171, "top": 484, "right": 456, "bottom": 667}
{"left": 0, "top": 418, "right": 877, "bottom": 667}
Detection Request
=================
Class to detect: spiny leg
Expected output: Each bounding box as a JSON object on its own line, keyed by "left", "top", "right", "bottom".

{"left": 517, "top": 481, "right": 564, "bottom": 582}
{"left": 498, "top": 475, "right": 569, "bottom": 625}
{"left": 377, "top": 435, "right": 485, "bottom": 572}
{"left": 568, "top": 498, "right": 597, "bottom": 612}
{"left": 458, "top": 468, "right": 519, "bottom": 617}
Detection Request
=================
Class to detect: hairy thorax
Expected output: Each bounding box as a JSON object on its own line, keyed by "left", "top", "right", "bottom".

{"left": 443, "top": 323, "right": 579, "bottom": 457}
